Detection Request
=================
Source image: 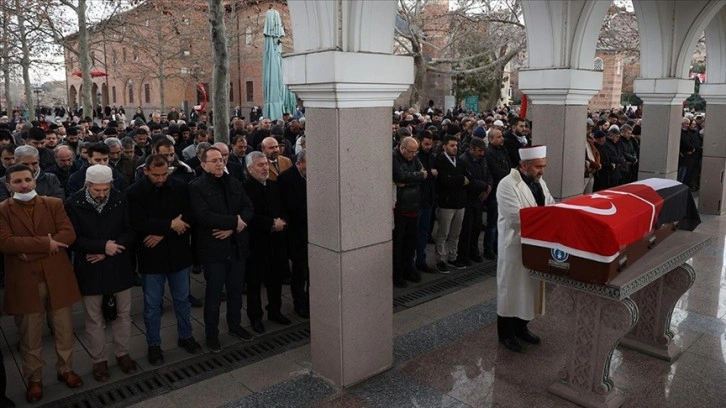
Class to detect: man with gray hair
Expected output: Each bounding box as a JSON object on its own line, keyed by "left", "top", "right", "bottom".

{"left": 0, "top": 145, "right": 64, "bottom": 202}
{"left": 46, "top": 145, "right": 79, "bottom": 193}
{"left": 243, "top": 151, "right": 291, "bottom": 332}
{"left": 105, "top": 137, "right": 135, "bottom": 185}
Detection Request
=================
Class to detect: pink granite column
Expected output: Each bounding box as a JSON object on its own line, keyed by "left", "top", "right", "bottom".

{"left": 633, "top": 79, "right": 693, "bottom": 181}
{"left": 519, "top": 69, "right": 602, "bottom": 199}
{"left": 285, "top": 51, "right": 412, "bottom": 387}
{"left": 697, "top": 84, "right": 726, "bottom": 214}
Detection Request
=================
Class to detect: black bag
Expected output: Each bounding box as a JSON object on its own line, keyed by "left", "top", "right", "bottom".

{"left": 102, "top": 294, "right": 118, "bottom": 322}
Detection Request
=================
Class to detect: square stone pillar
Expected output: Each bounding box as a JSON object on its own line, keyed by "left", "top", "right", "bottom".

{"left": 519, "top": 69, "right": 602, "bottom": 199}
{"left": 284, "top": 51, "right": 413, "bottom": 387}
{"left": 698, "top": 84, "right": 726, "bottom": 214}
{"left": 633, "top": 78, "right": 693, "bottom": 181}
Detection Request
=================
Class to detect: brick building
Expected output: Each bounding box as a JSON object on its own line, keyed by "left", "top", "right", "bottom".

{"left": 588, "top": 49, "right": 624, "bottom": 111}
{"left": 64, "top": 0, "right": 292, "bottom": 119}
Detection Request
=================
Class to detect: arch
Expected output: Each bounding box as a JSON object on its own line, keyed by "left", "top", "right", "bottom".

{"left": 69, "top": 85, "right": 78, "bottom": 110}
{"left": 705, "top": 6, "right": 726, "bottom": 83}
{"left": 521, "top": 0, "right": 610, "bottom": 69}
{"left": 101, "top": 82, "right": 109, "bottom": 108}
{"left": 634, "top": 0, "right": 726, "bottom": 78}
{"left": 91, "top": 83, "right": 99, "bottom": 112}
{"left": 674, "top": 1, "right": 726, "bottom": 79}
{"left": 286, "top": 0, "right": 398, "bottom": 54}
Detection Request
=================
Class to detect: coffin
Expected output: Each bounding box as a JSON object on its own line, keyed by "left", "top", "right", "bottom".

{"left": 520, "top": 178, "right": 700, "bottom": 285}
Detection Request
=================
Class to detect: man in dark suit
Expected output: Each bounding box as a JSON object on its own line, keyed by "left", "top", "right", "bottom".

{"left": 243, "top": 151, "right": 292, "bottom": 333}
{"left": 188, "top": 147, "right": 255, "bottom": 353}
{"left": 277, "top": 149, "right": 309, "bottom": 318}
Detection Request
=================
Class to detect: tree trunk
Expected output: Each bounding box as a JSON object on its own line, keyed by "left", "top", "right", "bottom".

{"left": 485, "top": 65, "right": 504, "bottom": 109}
{"left": 158, "top": 66, "right": 166, "bottom": 113}
{"left": 16, "top": 0, "right": 34, "bottom": 119}
{"left": 2, "top": 1, "right": 11, "bottom": 111}
{"left": 77, "top": 0, "right": 93, "bottom": 119}
{"left": 409, "top": 54, "right": 426, "bottom": 109}
{"left": 207, "top": 0, "right": 229, "bottom": 143}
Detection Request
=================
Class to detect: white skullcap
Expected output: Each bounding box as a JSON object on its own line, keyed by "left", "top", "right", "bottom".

{"left": 608, "top": 124, "right": 620, "bottom": 133}
{"left": 493, "top": 120, "right": 505, "bottom": 127}
{"left": 85, "top": 165, "right": 113, "bottom": 184}
{"left": 519, "top": 145, "right": 547, "bottom": 161}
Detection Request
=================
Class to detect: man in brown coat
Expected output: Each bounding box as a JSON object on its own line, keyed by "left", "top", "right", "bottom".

{"left": 261, "top": 136, "right": 292, "bottom": 181}
{"left": 0, "top": 163, "right": 83, "bottom": 403}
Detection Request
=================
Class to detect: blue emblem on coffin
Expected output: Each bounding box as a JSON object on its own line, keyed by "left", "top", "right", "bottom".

{"left": 551, "top": 248, "right": 569, "bottom": 263}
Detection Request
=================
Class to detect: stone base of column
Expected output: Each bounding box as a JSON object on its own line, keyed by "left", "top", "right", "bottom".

{"left": 699, "top": 157, "right": 726, "bottom": 214}
{"left": 620, "top": 264, "right": 695, "bottom": 361}
{"left": 309, "top": 242, "right": 393, "bottom": 387}
{"left": 547, "top": 286, "right": 637, "bottom": 408}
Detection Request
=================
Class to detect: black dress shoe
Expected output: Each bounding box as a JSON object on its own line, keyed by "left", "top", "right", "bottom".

{"left": 295, "top": 307, "right": 310, "bottom": 319}
{"left": 516, "top": 328, "right": 541, "bottom": 345}
{"left": 470, "top": 254, "right": 483, "bottom": 263}
{"left": 269, "top": 313, "right": 292, "bottom": 325}
{"left": 393, "top": 277, "right": 408, "bottom": 288}
{"left": 251, "top": 320, "right": 266, "bottom": 333}
{"left": 499, "top": 337, "right": 523, "bottom": 352}
{"left": 188, "top": 295, "right": 203, "bottom": 308}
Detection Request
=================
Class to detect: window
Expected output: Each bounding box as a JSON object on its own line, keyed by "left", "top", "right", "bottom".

{"left": 128, "top": 85, "right": 134, "bottom": 103}
{"left": 112, "top": 86, "right": 116, "bottom": 103}
{"left": 246, "top": 81, "right": 253, "bottom": 102}
{"left": 134, "top": 51, "right": 139, "bottom": 62}
{"left": 245, "top": 27, "right": 252, "bottom": 47}
{"left": 144, "top": 84, "right": 151, "bottom": 104}
{"left": 112, "top": 49, "right": 117, "bottom": 64}
{"left": 616, "top": 60, "right": 622, "bottom": 75}
{"left": 593, "top": 57, "right": 604, "bottom": 72}
{"left": 230, "top": 81, "right": 234, "bottom": 102}
{"left": 90, "top": 51, "right": 96, "bottom": 64}
{"left": 122, "top": 47, "right": 127, "bottom": 62}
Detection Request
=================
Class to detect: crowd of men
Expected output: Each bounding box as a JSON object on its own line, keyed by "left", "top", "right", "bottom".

{"left": 0, "top": 109, "right": 308, "bottom": 405}
{"left": 0, "top": 101, "right": 704, "bottom": 405}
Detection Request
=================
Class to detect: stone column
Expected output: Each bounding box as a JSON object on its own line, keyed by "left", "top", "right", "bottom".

{"left": 519, "top": 69, "right": 602, "bottom": 199}
{"left": 633, "top": 78, "right": 693, "bottom": 180}
{"left": 697, "top": 84, "right": 726, "bottom": 214}
{"left": 284, "top": 51, "right": 413, "bottom": 387}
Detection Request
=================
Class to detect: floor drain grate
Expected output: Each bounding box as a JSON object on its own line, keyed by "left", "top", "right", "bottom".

{"left": 393, "top": 262, "right": 496, "bottom": 311}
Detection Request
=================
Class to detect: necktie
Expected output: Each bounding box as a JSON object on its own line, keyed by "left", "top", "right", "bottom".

{"left": 272, "top": 161, "right": 280, "bottom": 172}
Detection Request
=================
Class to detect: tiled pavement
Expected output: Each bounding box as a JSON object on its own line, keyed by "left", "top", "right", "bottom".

{"left": 4, "top": 213, "right": 726, "bottom": 407}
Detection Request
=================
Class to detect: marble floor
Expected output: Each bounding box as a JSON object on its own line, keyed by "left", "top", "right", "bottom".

{"left": 3, "top": 213, "right": 726, "bottom": 407}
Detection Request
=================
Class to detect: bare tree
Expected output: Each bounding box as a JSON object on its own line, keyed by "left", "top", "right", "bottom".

{"left": 207, "top": 0, "right": 229, "bottom": 143}
{"left": 395, "top": 0, "right": 525, "bottom": 109}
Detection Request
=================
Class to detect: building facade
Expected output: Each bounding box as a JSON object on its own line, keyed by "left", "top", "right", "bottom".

{"left": 64, "top": 0, "right": 292, "bottom": 119}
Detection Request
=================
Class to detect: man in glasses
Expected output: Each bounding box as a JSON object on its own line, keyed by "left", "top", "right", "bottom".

{"left": 392, "top": 136, "right": 427, "bottom": 288}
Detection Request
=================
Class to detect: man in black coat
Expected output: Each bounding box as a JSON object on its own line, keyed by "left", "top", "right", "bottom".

{"left": 456, "top": 137, "right": 492, "bottom": 266}
{"left": 414, "top": 131, "right": 437, "bottom": 274}
{"left": 126, "top": 154, "right": 202, "bottom": 366}
{"left": 484, "top": 129, "right": 511, "bottom": 259}
{"left": 65, "top": 165, "right": 137, "bottom": 383}
{"left": 434, "top": 135, "right": 470, "bottom": 273}
{"left": 277, "top": 149, "right": 309, "bottom": 318}
{"left": 67, "top": 142, "right": 128, "bottom": 195}
{"left": 503, "top": 117, "right": 530, "bottom": 167}
{"left": 188, "top": 147, "right": 254, "bottom": 353}
{"left": 243, "top": 151, "right": 292, "bottom": 333}
{"left": 392, "top": 137, "right": 427, "bottom": 287}
{"left": 46, "top": 145, "right": 79, "bottom": 194}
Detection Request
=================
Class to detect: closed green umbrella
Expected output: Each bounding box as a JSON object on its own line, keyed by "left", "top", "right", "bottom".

{"left": 263, "top": 8, "right": 296, "bottom": 121}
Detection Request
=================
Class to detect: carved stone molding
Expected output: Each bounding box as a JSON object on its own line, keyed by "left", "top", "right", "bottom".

{"left": 620, "top": 264, "right": 696, "bottom": 361}
{"left": 548, "top": 286, "right": 637, "bottom": 408}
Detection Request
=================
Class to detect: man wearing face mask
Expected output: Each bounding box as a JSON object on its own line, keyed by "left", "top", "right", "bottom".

{"left": 0, "top": 145, "right": 64, "bottom": 202}
{"left": 0, "top": 164, "right": 82, "bottom": 403}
